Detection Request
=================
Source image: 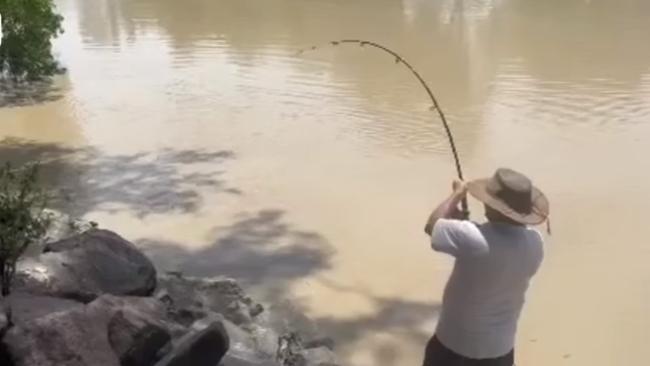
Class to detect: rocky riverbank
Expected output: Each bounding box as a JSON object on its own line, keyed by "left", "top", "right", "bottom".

{"left": 0, "top": 222, "right": 340, "bottom": 366}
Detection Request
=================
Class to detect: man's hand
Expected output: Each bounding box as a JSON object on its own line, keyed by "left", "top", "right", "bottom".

{"left": 424, "top": 179, "right": 470, "bottom": 236}
{"left": 450, "top": 180, "right": 468, "bottom": 219}
{"left": 452, "top": 179, "right": 467, "bottom": 197}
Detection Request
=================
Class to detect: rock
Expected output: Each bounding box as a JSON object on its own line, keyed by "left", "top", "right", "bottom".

{"left": 276, "top": 332, "right": 304, "bottom": 366}
{"left": 15, "top": 229, "right": 157, "bottom": 302}
{"left": 156, "top": 275, "right": 262, "bottom": 327}
{"left": 3, "top": 292, "right": 83, "bottom": 326}
{"left": 2, "top": 301, "right": 121, "bottom": 366}
{"left": 257, "top": 301, "right": 320, "bottom": 341}
{"left": 1, "top": 295, "right": 171, "bottom": 366}
{"left": 108, "top": 310, "right": 171, "bottom": 366}
{"left": 191, "top": 312, "right": 255, "bottom": 355}
{"left": 219, "top": 348, "right": 278, "bottom": 366}
{"left": 298, "top": 347, "right": 339, "bottom": 366}
{"left": 249, "top": 324, "right": 280, "bottom": 358}
{"left": 154, "top": 321, "right": 229, "bottom": 366}
{"left": 303, "top": 337, "right": 335, "bottom": 352}
{"left": 0, "top": 304, "right": 8, "bottom": 336}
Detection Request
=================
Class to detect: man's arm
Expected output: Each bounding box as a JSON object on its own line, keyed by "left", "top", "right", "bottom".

{"left": 424, "top": 180, "right": 467, "bottom": 236}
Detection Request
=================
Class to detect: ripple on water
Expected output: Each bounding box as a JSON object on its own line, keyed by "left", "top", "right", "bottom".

{"left": 491, "top": 64, "right": 650, "bottom": 130}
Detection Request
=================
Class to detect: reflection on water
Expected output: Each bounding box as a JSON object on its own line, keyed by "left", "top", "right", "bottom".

{"left": 2, "top": 0, "right": 650, "bottom": 365}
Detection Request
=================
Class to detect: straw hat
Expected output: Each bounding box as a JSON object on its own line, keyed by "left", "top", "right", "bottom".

{"left": 467, "top": 168, "right": 549, "bottom": 225}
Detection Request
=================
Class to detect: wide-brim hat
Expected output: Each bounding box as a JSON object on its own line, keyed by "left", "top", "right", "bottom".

{"left": 467, "top": 168, "right": 549, "bottom": 225}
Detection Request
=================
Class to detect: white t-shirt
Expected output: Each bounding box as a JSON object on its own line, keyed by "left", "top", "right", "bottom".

{"left": 431, "top": 219, "right": 544, "bottom": 359}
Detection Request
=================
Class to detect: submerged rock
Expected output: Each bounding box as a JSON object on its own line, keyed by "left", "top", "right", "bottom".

{"left": 15, "top": 229, "right": 157, "bottom": 302}
{"left": 298, "top": 347, "right": 339, "bottom": 366}
{"left": 156, "top": 274, "right": 262, "bottom": 327}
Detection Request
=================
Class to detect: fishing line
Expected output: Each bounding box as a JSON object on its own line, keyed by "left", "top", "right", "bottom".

{"left": 297, "top": 39, "right": 469, "bottom": 215}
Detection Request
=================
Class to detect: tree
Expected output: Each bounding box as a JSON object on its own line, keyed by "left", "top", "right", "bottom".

{"left": 0, "top": 0, "right": 64, "bottom": 81}
{"left": 0, "top": 163, "right": 50, "bottom": 296}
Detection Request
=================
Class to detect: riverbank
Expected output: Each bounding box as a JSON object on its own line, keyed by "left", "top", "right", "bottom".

{"left": 0, "top": 214, "right": 340, "bottom": 366}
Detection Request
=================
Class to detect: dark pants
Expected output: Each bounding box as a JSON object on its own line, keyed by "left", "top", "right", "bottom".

{"left": 422, "top": 336, "right": 514, "bottom": 366}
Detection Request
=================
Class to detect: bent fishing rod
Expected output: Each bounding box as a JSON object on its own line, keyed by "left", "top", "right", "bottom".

{"left": 297, "top": 39, "right": 469, "bottom": 215}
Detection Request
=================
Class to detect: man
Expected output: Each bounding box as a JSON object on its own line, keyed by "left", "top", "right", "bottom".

{"left": 422, "top": 168, "right": 549, "bottom": 366}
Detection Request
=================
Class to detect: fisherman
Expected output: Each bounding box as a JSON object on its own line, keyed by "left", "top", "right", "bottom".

{"left": 423, "top": 168, "right": 549, "bottom": 366}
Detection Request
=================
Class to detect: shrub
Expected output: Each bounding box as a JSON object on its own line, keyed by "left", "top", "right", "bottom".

{"left": 0, "top": 163, "right": 50, "bottom": 296}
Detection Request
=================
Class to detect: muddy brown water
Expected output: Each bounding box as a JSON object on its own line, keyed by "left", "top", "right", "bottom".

{"left": 2, "top": 0, "right": 650, "bottom": 364}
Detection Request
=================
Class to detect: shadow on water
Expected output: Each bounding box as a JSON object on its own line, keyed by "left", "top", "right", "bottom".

{"left": 138, "top": 210, "right": 439, "bottom": 364}
{"left": 313, "top": 279, "right": 439, "bottom": 366}
{"left": 0, "top": 138, "right": 239, "bottom": 217}
{"left": 0, "top": 80, "right": 64, "bottom": 108}
{"left": 138, "top": 209, "right": 334, "bottom": 293}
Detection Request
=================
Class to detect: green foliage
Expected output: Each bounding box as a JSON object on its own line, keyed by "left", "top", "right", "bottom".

{"left": 0, "top": 163, "right": 50, "bottom": 296}
{"left": 0, "top": 0, "right": 64, "bottom": 81}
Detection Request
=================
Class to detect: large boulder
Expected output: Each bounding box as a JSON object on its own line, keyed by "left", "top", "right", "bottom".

{"left": 1, "top": 295, "right": 171, "bottom": 366}
{"left": 15, "top": 229, "right": 157, "bottom": 302}
{"left": 107, "top": 308, "right": 171, "bottom": 366}
{"left": 3, "top": 292, "right": 84, "bottom": 326}
{"left": 156, "top": 274, "right": 263, "bottom": 327}
{"left": 154, "top": 321, "right": 229, "bottom": 366}
{"left": 2, "top": 300, "right": 121, "bottom": 366}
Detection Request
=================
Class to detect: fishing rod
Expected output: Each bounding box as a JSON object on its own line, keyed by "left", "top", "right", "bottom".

{"left": 297, "top": 39, "right": 469, "bottom": 216}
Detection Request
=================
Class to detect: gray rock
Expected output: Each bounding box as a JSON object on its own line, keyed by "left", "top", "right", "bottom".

{"left": 0, "top": 303, "right": 8, "bottom": 336}
{"left": 108, "top": 310, "right": 171, "bottom": 366}
{"left": 276, "top": 332, "right": 304, "bottom": 366}
{"left": 2, "top": 300, "right": 120, "bottom": 366}
{"left": 298, "top": 347, "right": 339, "bottom": 366}
{"left": 3, "top": 292, "right": 83, "bottom": 326}
{"left": 155, "top": 321, "right": 229, "bottom": 366}
{"left": 190, "top": 311, "right": 278, "bottom": 363}
{"left": 1, "top": 295, "right": 171, "bottom": 366}
{"left": 15, "top": 229, "right": 157, "bottom": 302}
{"left": 249, "top": 324, "right": 280, "bottom": 358}
{"left": 303, "top": 337, "right": 335, "bottom": 352}
{"left": 193, "top": 313, "right": 255, "bottom": 355}
{"left": 257, "top": 301, "right": 320, "bottom": 341}
{"left": 219, "top": 348, "right": 278, "bottom": 366}
{"left": 156, "top": 275, "right": 262, "bottom": 327}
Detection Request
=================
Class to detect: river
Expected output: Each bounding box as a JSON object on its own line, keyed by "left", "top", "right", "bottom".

{"left": 2, "top": 0, "right": 650, "bottom": 365}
